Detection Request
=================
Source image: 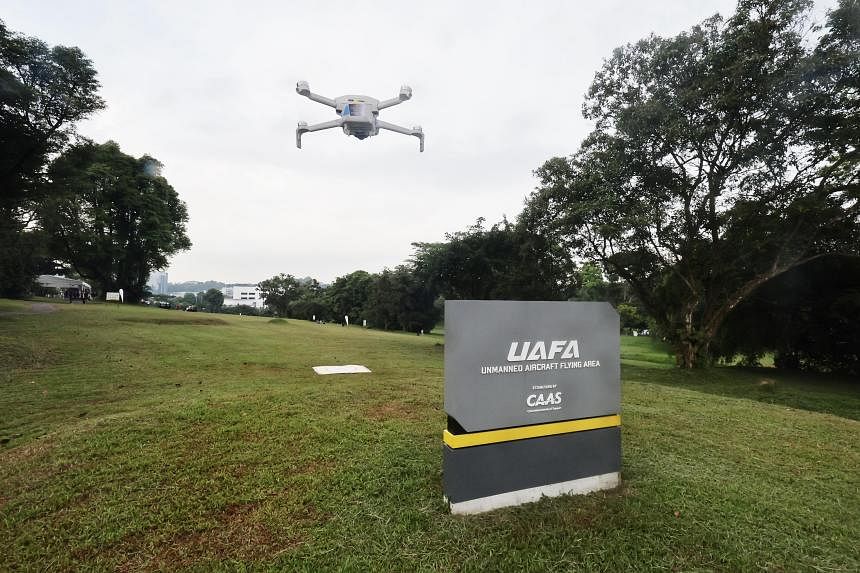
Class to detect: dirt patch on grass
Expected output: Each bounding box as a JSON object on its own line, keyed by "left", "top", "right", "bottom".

{"left": 228, "top": 361, "right": 293, "bottom": 376}
{"left": 364, "top": 401, "right": 421, "bottom": 421}
{"left": 117, "top": 317, "right": 227, "bottom": 326}
{"left": 0, "top": 437, "right": 55, "bottom": 464}
{"left": 241, "top": 430, "right": 264, "bottom": 443}
{"left": 267, "top": 318, "right": 288, "bottom": 324}
{"left": 291, "top": 458, "right": 335, "bottom": 477}
{"left": 0, "top": 335, "right": 57, "bottom": 373}
{"left": 111, "top": 500, "right": 319, "bottom": 571}
{"left": 144, "top": 502, "right": 278, "bottom": 568}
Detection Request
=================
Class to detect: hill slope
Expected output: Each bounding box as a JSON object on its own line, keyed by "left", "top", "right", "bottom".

{"left": 1, "top": 300, "right": 858, "bottom": 571}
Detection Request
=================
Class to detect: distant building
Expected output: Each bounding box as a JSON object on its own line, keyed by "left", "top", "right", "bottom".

{"left": 221, "top": 285, "right": 265, "bottom": 308}
{"left": 147, "top": 271, "right": 168, "bottom": 295}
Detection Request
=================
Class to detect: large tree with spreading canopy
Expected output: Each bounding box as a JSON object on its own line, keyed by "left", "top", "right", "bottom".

{"left": 528, "top": 0, "right": 859, "bottom": 367}
{"left": 42, "top": 141, "right": 190, "bottom": 303}
{"left": 0, "top": 19, "right": 105, "bottom": 296}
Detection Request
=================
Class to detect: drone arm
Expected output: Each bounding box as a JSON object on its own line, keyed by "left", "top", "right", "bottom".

{"left": 376, "top": 120, "right": 424, "bottom": 152}
{"left": 305, "top": 92, "right": 337, "bottom": 108}
{"left": 296, "top": 81, "right": 336, "bottom": 108}
{"left": 378, "top": 85, "right": 413, "bottom": 110}
{"left": 296, "top": 118, "right": 343, "bottom": 149}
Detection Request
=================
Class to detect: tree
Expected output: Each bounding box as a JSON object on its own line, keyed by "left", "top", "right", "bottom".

{"left": 365, "top": 270, "right": 399, "bottom": 330}
{"left": 288, "top": 277, "right": 331, "bottom": 320}
{"left": 258, "top": 273, "right": 303, "bottom": 316}
{"left": 41, "top": 141, "right": 191, "bottom": 303}
{"left": 715, "top": 255, "right": 860, "bottom": 375}
{"left": 288, "top": 297, "right": 331, "bottom": 321}
{"left": 326, "top": 270, "right": 374, "bottom": 321}
{"left": 0, "top": 19, "right": 105, "bottom": 296}
{"left": 571, "top": 262, "right": 604, "bottom": 302}
{"left": 202, "top": 288, "right": 224, "bottom": 312}
{"left": 219, "top": 304, "right": 270, "bottom": 316}
{"left": 412, "top": 218, "right": 576, "bottom": 301}
{"left": 365, "top": 266, "right": 440, "bottom": 332}
{"left": 529, "top": 0, "right": 859, "bottom": 367}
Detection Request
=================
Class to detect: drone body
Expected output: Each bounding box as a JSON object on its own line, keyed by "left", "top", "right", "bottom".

{"left": 296, "top": 81, "right": 424, "bottom": 152}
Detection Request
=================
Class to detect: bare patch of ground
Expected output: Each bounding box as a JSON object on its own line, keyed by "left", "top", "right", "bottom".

{"left": 364, "top": 401, "right": 420, "bottom": 421}
{"left": 109, "top": 500, "right": 320, "bottom": 571}
{"left": 0, "top": 437, "right": 55, "bottom": 464}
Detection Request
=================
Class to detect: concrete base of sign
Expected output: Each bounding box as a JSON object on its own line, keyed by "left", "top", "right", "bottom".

{"left": 449, "top": 471, "right": 620, "bottom": 515}
{"left": 443, "top": 426, "right": 621, "bottom": 513}
{"left": 312, "top": 365, "right": 371, "bottom": 375}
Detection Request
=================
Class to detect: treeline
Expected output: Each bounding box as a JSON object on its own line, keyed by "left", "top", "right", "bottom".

{"left": 0, "top": 20, "right": 190, "bottom": 303}
{"left": 257, "top": 219, "right": 650, "bottom": 334}
{"left": 165, "top": 280, "right": 227, "bottom": 294}
{"left": 258, "top": 268, "right": 438, "bottom": 333}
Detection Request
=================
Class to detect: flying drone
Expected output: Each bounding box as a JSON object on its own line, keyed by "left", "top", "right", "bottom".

{"left": 296, "top": 81, "right": 424, "bottom": 152}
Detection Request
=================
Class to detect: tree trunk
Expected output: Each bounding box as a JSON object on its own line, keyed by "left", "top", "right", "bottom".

{"left": 677, "top": 302, "right": 701, "bottom": 368}
{"left": 678, "top": 338, "right": 711, "bottom": 369}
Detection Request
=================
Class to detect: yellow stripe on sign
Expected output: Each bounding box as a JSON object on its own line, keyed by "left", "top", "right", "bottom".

{"left": 443, "top": 414, "right": 621, "bottom": 449}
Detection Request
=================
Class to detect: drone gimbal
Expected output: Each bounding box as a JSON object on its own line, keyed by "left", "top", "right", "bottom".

{"left": 296, "top": 81, "right": 424, "bottom": 152}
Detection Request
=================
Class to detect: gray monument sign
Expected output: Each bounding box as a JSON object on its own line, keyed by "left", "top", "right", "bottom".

{"left": 444, "top": 300, "right": 620, "bottom": 432}
{"left": 443, "top": 300, "right": 622, "bottom": 514}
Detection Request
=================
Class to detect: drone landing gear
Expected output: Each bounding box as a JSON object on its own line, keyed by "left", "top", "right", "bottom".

{"left": 377, "top": 120, "right": 424, "bottom": 152}
{"left": 296, "top": 118, "right": 343, "bottom": 149}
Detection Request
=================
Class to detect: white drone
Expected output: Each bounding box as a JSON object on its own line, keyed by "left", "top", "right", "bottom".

{"left": 296, "top": 81, "right": 424, "bottom": 152}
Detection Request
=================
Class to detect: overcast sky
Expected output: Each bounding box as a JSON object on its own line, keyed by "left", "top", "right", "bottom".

{"left": 4, "top": 0, "right": 836, "bottom": 283}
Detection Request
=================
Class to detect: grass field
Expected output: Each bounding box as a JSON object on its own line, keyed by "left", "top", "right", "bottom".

{"left": 1, "top": 300, "right": 858, "bottom": 572}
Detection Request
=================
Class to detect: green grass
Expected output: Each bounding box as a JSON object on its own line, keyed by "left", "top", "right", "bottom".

{"left": 1, "top": 301, "right": 858, "bottom": 571}
{"left": 620, "top": 335, "right": 676, "bottom": 369}
{"left": 0, "top": 298, "right": 33, "bottom": 313}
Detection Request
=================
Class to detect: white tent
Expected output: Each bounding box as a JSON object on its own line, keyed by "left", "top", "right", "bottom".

{"left": 36, "top": 275, "right": 91, "bottom": 290}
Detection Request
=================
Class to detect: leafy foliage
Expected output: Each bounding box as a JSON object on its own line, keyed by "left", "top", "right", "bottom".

{"left": 0, "top": 19, "right": 105, "bottom": 208}
{"left": 41, "top": 142, "right": 191, "bottom": 303}
{"left": 716, "top": 255, "right": 860, "bottom": 375}
{"left": 258, "top": 274, "right": 304, "bottom": 317}
{"left": 258, "top": 267, "right": 440, "bottom": 332}
{"left": 179, "top": 293, "right": 197, "bottom": 307}
{"left": 412, "top": 218, "right": 576, "bottom": 301}
{"left": 287, "top": 278, "right": 329, "bottom": 320}
{"left": 529, "top": 0, "right": 859, "bottom": 367}
{"left": 325, "top": 271, "right": 374, "bottom": 321}
{"left": 365, "top": 266, "right": 440, "bottom": 332}
{"left": 202, "top": 288, "right": 224, "bottom": 313}
{"left": 0, "top": 19, "right": 105, "bottom": 296}
{"left": 0, "top": 224, "right": 42, "bottom": 297}
{"left": 166, "top": 280, "right": 225, "bottom": 294}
